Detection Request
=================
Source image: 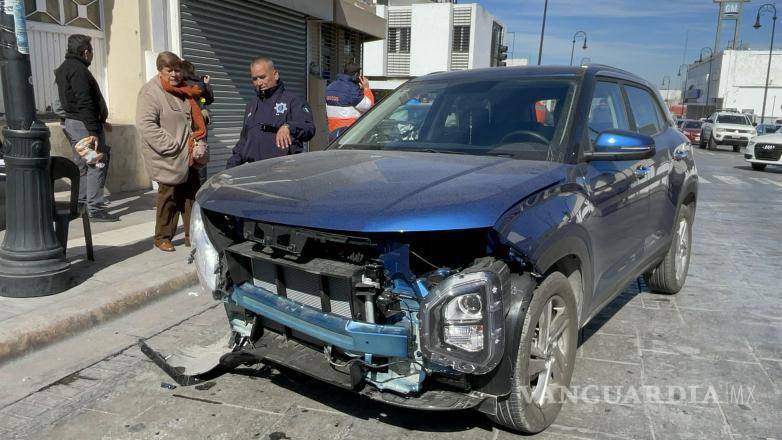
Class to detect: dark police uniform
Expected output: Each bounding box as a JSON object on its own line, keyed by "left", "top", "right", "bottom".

{"left": 226, "top": 81, "right": 315, "bottom": 168}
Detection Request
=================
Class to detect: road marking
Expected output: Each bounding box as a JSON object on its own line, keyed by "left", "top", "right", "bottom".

{"left": 750, "top": 176, "right": 782, "bottom": 188}
{"left": 698, "top": 176, "right": 711, "bottom": 184}
{"left": 712, "top": 175, "right": 746, "bottom": 185}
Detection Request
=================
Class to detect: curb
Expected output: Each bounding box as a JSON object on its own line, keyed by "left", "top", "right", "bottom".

{"left": 0, "top": 270, "right": 197, "bottom": 364}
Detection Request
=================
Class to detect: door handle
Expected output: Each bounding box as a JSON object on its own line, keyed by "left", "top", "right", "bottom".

{"left": 634, "top": 165, "right": 651, "bottom": 179}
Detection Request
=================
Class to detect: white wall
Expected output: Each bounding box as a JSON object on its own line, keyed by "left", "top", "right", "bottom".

{"left": 409, "top": 2, "right": 452, "bottom": 76}
{"left": 718, "top": 50, "right": 782, "bottom": 120}
{"left": 470, "top": 4, "right": 495, "bottom": 69}
{"left": 363, "top": 4, "right": 387, "bottom": 76}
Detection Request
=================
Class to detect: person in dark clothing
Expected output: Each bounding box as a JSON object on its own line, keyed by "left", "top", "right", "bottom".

{"left": 226, "top": 57, "right": 315, "bottom": 168}
{"left": 54, "top": 34, "right": 117, "bottom": 222}
{"left": 182, "top": 60, "right": 214, "bottom": 183}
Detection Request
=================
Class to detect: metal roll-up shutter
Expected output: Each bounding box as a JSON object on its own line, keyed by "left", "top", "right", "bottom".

{"left": 180, "top": 0, "right": 307, "bottom": 175}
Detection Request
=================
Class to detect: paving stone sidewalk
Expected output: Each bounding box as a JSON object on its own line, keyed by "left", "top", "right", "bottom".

{"left": 0, "top": 189, "right": 197, "bottom": 363}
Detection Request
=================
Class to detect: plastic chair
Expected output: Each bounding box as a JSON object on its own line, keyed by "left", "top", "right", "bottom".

{"left": 50, "top": 156, "right": 94, "bottom": 261}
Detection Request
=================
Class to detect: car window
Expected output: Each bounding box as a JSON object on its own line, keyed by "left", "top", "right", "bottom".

{"left": 716, "top": 115, "right": 751, "bottom": 125}
{"left": 588, "top": 81, "right": 630, "bottom": 145}
{"left": 683, "top": 121, "right": 702, "bottom": 129}
{"left": 334, "top": 79, "right": 576, "bottom": 162}
{"left": 625, "top": 85, "right": 665, "bottom": 136}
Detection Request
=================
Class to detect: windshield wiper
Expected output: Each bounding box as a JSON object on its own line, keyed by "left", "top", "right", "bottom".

{"left": 410, "top": 148, "right": 467, "bottom": 155}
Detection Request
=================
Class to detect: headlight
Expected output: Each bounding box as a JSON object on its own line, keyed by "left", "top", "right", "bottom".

{"left": 190, "top": 201, "right": 219, "bottom": 293}
{"left": 420, "top": 264, "right": 509, "bottom": 375}
{"left": 716, "top": 128, "right": 725, "bottom": 133}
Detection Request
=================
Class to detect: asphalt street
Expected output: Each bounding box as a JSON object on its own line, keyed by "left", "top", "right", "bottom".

{"left": 2, "top": 146, "right": 781, "bottom": 440}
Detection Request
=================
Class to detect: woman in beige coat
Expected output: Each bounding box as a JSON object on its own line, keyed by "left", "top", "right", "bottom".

{"left": 136, "top": 51, "right": 208, "bottom": 252}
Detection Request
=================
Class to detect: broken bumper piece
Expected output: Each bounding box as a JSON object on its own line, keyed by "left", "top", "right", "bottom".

{"left": 231, "top": 282, "right": 410, "bottom": 358}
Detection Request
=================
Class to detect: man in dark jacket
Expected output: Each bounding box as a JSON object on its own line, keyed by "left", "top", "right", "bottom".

{"left": 55, "top": 34, "right": 117, "bottom": 221}
{"left": 325, "top": 62, "right": 374, "bottom": 141}
{"left": 226, "top": 57, "right": 315, "bottom": 168}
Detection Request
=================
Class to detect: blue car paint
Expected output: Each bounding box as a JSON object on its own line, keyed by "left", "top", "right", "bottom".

{"left": 231, "top": 283, "right": 410, "bottom": 357}
{"left": 200, "top": 65, "right": 698, "bottom": 384}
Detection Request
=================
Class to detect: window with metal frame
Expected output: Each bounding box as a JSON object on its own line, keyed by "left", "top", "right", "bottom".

{"left": 388, "top": 27, "right": 410, "bottom": 54}
{"left": 452, "top": 26, "right": 470, "bottom": 53}
{"left": 24, "top": 0, "right": 103, "bottom": 30}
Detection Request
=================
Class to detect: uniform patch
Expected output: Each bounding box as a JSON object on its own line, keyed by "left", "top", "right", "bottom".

{"left": 274, "top": 102, "right": 288, "bottom": 115}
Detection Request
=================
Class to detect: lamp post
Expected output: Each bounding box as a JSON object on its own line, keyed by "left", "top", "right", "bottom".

{"left": 537, "top": 0, "right": 548, "bottom": 65}
{"left": 0, "top": 1, "right": 71, "bottom": 297}
{"left": 754, "top": 3, "right": 777, "bottom": 125}
{"left": 698, "top": 47, "right": 714, "bottom": 108}
{"left": 570, "top": 31, "right": 588, "bottom": 66}
{"left": 678, "top": 63, "right": 690, "bottom": 117}
{"left": 662, "top": 75, "right": 671, "bottom": 106}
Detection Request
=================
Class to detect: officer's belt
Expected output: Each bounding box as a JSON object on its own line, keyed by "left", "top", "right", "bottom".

{"left": 252, "top": 123, "right": 280, "bottom": 133}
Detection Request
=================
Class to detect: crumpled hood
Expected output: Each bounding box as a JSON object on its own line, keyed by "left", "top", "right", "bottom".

{"left": 197, "top": 150, "right": 565, "bottom": 232}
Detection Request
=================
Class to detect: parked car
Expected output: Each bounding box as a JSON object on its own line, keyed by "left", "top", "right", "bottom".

{"left": 755, "top": 124, "right": 779, "bottom": 135}
{"left": 679, "top": 119, "right": 703, "bottom": 144}
{"left": 700, "top": 111, "right": 757, "bottom": 152}
{"left": 745, "top": 132, "right": 782, "bottom": 171}
{"left": 144, "top": 65, "right": 698, "bottom": 434}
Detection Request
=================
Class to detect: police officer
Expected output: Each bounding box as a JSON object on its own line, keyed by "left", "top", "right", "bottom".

{"left": 226, "top": 57, "right": 315, "bottom": 168}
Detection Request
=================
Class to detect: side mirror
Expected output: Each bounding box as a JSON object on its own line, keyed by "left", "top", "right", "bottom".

{"left": 753, "top": 122, "right": 758, "bottom": 126}
{"left": 583, "top": 129, "right": 655, "bottom": 161}
{"left": 705, "top": 119, "right": 714, "bottom": 123}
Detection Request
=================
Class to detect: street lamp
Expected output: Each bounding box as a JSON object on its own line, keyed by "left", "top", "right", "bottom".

{"left": 698, "top": 47, "right": 714, "bottom": 108}
{"left": 678, "top": 63, "right": 690, "bottom": 117}
{"left": 0, "top": 2, "right": 71, "bottom": 296}
{"left": 662, "top": 75, "right": 671, "bottom": 106}
{"left": 570, "top": 31, "right": 588, "bottom": 66}
{"left": 754, "top": 3, "right": 777, "bottom": 125}
{"left": 537, "top": 0, "right": 549, "bottom": 65}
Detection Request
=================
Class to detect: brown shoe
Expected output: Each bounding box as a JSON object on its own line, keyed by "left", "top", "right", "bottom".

{"left": 155, "top": 240, "right": 175, "bottom": 252}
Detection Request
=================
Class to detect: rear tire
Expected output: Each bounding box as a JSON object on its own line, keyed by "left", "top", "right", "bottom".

{"left": 490, "top": 272, "right": 578, "bottom": 434}
{"left": 751, "top": 163, "right": 767, "bottom": 171}
{"left": 645, "top": 204, "right": 693, "bottom": 294}
{"left": 733, "top": 145, "right": 741, "bottom": 153}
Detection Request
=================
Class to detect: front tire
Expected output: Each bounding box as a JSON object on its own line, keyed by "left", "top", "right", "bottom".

{"left": 751, "top": 163, "right": 767, "bottom": 171}
{"left": 708, "top": 135, "right": 717, "bottom": 150}
{"left": 490, "top": 272, "right": 578, "bottom": 434}
{"left": 645, "top": 204, "right": 693, "bottom": 294}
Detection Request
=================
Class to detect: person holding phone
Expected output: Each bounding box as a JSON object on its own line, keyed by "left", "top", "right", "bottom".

{"left": 325, "top": 62, "right": 375, "bottom": 141}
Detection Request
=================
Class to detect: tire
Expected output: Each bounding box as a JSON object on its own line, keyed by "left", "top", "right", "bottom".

{"left": 733, "top": 145, "right": 741, "bottom": 153}
{"left": 751, "top": 163, "right": 767, "bottom": 171}
{"left": 644, "top": 204, "right": 693, "bottom": 294}
{"left": 490, "top": 272, "right": 579, "bottom": 434}
{"left": 699, "top": 132, "right": 706, "bottom": 148}
{"left": 708, "top": 135, "right": 717, "bottom": 150}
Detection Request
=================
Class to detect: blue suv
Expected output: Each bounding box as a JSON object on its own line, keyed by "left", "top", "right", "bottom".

{"left": 145, "top": 65, "right": 698, "bottom": 433}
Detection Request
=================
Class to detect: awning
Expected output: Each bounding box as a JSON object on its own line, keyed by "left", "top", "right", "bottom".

{"left": 334, "top": 0, "right": 386, "bottom": 41}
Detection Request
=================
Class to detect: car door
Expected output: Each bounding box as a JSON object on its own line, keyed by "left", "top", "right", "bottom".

{"left": 623, "top": 84, "right": 680, "bottom": 259}
{"left": 579, "top": 80, "right": 650, "bottom": 311}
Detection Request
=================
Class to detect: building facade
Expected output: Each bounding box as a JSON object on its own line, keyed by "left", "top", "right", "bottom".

{"left": 684, "top": 49, "right": 782, "bottom": 123}
{"left": 0, "top": 0, "right": 385, "bottom": 187}
{"left": 362, "top": 0, "right": 505, "bottom": 92}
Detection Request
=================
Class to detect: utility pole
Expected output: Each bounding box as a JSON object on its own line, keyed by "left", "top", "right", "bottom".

{"left": 537, "top": 0, "right": 548, "bottom": 65}
{"left": 0, "top": 0, "right": 71, "bottom": 297}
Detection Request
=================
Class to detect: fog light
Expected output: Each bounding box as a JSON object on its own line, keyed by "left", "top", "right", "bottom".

{"left": 444, "top": 325, "right": 484, "bottom": 352}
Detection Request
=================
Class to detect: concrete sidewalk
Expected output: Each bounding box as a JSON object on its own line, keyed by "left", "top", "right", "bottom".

{"left": 0, "top": 189, "right": 197, "bottom": 363}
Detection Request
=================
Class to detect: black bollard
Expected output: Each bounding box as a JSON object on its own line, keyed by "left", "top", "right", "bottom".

{"left": 0, "top": 1, "right": 71, "bottom": 297}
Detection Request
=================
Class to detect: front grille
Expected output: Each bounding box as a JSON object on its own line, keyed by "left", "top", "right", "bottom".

{"left": 755, "top": 144, "right": 782, "bottom": 161}
{"left": 226, "top": 241, "right": 362, "bottom": 320}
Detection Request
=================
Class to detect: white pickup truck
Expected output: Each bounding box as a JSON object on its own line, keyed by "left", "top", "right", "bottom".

{"left": 700, "top": 112, "right": 757, "bottom": 152}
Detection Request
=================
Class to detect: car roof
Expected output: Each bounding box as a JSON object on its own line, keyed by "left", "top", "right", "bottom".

{"left": 411, "top": 64, "right": 655, "bottom": 89}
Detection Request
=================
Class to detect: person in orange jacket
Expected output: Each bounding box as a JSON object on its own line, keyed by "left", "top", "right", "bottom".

{"left": 325, "top": 62, "right": 374, "bottom": 141}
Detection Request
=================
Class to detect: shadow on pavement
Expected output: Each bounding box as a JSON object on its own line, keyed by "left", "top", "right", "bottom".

{"left": 231, "top": 364, "right": 495, "bottom": 434}
{"left": 733, "top": 164, "right": 782, "bottom": 174}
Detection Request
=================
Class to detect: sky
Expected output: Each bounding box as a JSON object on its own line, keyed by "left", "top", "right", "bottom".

{"left": 476, "top": 0, "right": 777, "bottom": 88}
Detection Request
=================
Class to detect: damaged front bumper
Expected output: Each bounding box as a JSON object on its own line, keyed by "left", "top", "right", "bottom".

{"left": 231, "top": 283, "right": 409, "bottom": 357}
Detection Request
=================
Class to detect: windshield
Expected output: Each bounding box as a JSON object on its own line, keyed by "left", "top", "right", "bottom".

{"left": 332, "top": 78, "right": 576, "bottom": 162}
{"left": 717, "top": 115, "right": 750, "bottom": 125}
{"left": 683, "top": 121, "right": 702, "bottom": 129}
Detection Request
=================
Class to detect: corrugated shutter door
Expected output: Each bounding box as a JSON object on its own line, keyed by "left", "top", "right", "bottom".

{"left": 180, "top": 0, "right": 306, "bottom": 175}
